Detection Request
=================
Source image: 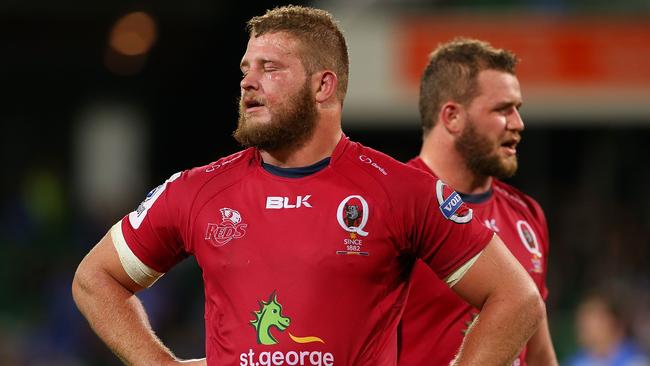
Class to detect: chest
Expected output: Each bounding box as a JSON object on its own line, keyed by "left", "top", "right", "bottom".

{"left": 472, "top": 202, "right": 546, "bottom": 279}
{"left": 189, "top": 179, "right": 403, "bottom": 286}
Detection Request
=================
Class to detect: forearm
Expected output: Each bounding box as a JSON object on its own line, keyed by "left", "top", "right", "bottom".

{"left": 451, "top": 291, "right": 544, "bottom": 366}
{"left": 525, "top": 316, "right": 558, "bottom": 366}
{"left": 72, "top": 267, "right": 176, "bottom": 366}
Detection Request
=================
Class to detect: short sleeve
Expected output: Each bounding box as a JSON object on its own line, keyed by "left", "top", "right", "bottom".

{"left": 119, "top": 171, "right": 189, "bottom": 274}
{"left": 411, "top": 179, "right": 494, "bottom": 281}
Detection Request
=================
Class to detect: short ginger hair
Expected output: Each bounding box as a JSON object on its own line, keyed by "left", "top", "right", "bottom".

{"left": 419, "top": 37, "right": 518, "bottom": 134}
{"left": 247, "top": 5, "right": 350, "bottom": 103}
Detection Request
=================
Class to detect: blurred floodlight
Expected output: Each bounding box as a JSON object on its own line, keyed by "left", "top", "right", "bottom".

{"left": 74, "top": 102, "right": 148, "bottom": 222}
{"left": 109, "top": 11, "right": 157, "bottom": 56}
{"left": 105, "top": 11, "right": 157, "bottom": 76}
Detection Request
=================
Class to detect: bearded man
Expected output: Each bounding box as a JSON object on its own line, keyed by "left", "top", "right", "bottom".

{"left": 398, "top": 37, "right": 558, "bottom": 366}
{"left": 72, "top": 9, "right": 543, "bottom": 366}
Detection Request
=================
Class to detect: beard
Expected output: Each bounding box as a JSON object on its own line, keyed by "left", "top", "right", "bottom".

{"left": 233, "top": 81, "right": 318, "bottom": 152}
{"left": 454, "top": 117, "right": 518, "bottom": 179}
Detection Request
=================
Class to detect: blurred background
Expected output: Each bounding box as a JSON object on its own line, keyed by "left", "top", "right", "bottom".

{"left": 2, "top": 0, "right": 649, "bottom": 364}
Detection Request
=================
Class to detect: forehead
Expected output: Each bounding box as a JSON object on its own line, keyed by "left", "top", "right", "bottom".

{"left": 241, "top": 32, "right": 303, "bottom": 65}
{"left": 474, "top": 69, "right": 521, "bottom": 102}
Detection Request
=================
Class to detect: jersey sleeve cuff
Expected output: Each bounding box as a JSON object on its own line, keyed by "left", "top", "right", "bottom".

{"left": 444, "top": 249, "right": 483, "bottom": 288}
{"left": 110, "top": 222, "right": 164, "bottom": 288}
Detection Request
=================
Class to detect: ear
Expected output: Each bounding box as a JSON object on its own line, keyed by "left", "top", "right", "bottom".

{"left": 439, "top": 101, "right": 464, "bottom": 134}
{"left": 313, "top": 71, "right": 338, "bottom": 103}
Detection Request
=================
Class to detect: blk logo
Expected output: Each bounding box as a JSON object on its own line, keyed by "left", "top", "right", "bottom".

{"left": 266, "top": 195, "right": 312, "bottom": 209}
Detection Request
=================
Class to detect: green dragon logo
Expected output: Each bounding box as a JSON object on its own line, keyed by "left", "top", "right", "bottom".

{"left": 250, "top": 291, "right": 324, "bottom": 345}
{"left": 251, "top": 291, "right": 291, "bottom": 345}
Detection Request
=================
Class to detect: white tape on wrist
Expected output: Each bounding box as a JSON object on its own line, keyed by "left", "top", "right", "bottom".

{"left": 111, "top": 222, "right": 164, "bottom": 288}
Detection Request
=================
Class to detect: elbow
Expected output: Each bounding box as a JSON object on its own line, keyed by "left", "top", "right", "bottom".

{"left": 71, "top": 263, "right": 87, "bottom": 309}
{"left": 522, "top": 288, "right": 545, "bottom": 335}
{"left": 71, "top": 259, "right": 95, "bottom": 310}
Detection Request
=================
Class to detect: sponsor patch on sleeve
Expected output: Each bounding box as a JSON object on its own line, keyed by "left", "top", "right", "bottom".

{"left": 435, "top": 180, "right": 473, "bottom": 224}
{"left": 128, "top": 171, "right": 181, "bottom": 229}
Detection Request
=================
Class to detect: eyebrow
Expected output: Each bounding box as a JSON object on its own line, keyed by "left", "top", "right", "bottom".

{"left": 494, "top": 100, "right": 522, "bottom": 110}
{"left": 240, "top": 58, "right": 278, "bottom": 70}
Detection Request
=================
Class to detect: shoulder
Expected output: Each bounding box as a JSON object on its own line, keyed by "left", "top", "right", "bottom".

{"left": 405, "top": 156, "right": 435, "bottom": 177}
{"left": 167, "top": 148, "right": 256, "bottom": 197}
{"left": 493, "top": 179, "right": 545, "bottom": 220}
{"left": 189, "top": 148, "right": 254, "bottom": 177}
{"left": 339, "top": 140, "right": 438, "bottom": 195}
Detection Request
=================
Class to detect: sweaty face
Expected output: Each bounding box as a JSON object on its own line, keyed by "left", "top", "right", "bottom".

{"left": 454, "top": 70, "right": 523, "bottom": 179}
{"left": 235, "top": 79, "right": 317, "bottom": 151}
{"left": 234, "top": 32, "right": 318, "bottom": 151}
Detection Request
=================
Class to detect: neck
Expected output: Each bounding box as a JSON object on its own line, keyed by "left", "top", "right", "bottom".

{"left": 419, "top": 128, "right": 492, "bottom": 195}
{"left": 260, "top": 113, "right": 342, "bottom": 168}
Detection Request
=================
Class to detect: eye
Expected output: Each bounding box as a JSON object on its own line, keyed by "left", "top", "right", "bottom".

{"left": 272, "top": 309, "right": 277, "bottom": 313}
{"left": 496, "top": 105, "right": 514, "bottom": 115}
{"left": 263, "top": 61, "right": 280, "bottom": 72}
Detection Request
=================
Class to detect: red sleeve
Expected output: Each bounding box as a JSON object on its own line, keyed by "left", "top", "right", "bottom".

{"left": 410, "top": 178, "right": 494, "bottom": 280}
{"left": 120, "top": 171, "right": 189, "bottom": 273}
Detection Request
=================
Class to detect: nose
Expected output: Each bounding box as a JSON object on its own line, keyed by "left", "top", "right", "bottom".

{"left": 240, "top": 70, "right": 259, "bottom": 91}
{"left": 507, "top": 108, "right": 525, "bottom": 132}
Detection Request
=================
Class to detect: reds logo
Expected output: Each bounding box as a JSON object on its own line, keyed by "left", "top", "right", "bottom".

{"left": 205, "top": 208, "right": 248, "bottom": 247}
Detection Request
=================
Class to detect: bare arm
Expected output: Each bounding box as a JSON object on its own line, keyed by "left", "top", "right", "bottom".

{"left": 450, "top": 235, "right": 545, "bottom": 366}
{"left": 525, "top": 316, "right": 558, "bottom": 366}
{"left": 71, "top": 231, "right": 206, "bottom": 366}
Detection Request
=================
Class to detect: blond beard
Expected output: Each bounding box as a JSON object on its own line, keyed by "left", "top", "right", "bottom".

{"left": 455, "top": 118, "right": 518, "bottom": 179}
{"left": 234, "top": 81, "right": 317, "bottom": 152}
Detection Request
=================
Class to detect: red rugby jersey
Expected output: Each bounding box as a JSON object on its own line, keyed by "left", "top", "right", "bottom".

{"left": 398, "top": 157, "right": 549, "bottom": 366}
{"left": 116, "top": 137, "right": 493, "bottom": 366}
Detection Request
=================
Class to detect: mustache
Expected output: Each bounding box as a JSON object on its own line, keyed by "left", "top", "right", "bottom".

{"left": 239, "top": 93, "right": 266, "bottom": 108}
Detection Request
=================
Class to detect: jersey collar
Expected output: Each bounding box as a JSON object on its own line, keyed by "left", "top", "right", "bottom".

{"left": 253, "top": 133, "right": 349, "bottom": 177}
{"left": 262, "top": 157, "right": 331, "bottom": 178}
{"left": 459, "top": 189, "right": 493, "bottom": 204}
